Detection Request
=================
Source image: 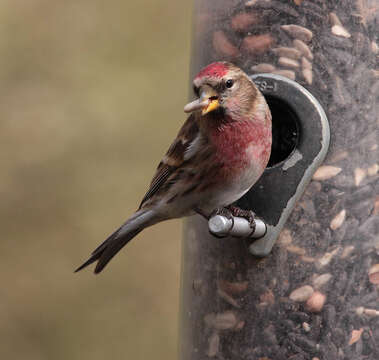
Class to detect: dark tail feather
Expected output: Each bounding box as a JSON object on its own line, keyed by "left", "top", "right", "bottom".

{"left": 74, "top": 228, "right": 141, "bottom": 273}
{"left": 75, "top": 209, "right": 155, "bottom": 274}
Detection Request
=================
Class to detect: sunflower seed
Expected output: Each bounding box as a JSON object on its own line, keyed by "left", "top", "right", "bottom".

{"left": 281, "top": 24, "right": 313, "bottom": 42}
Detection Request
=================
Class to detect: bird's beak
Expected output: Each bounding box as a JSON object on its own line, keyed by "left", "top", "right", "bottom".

{"left": 184, "top": 85, "right": 219, "bottom": 115}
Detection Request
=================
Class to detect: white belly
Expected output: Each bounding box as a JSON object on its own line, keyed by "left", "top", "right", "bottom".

{"left": 198, "top": 165, "right": 263, "bottom": 215}
{"left": 155, "top": 162, "right": 264, "bottom": 219}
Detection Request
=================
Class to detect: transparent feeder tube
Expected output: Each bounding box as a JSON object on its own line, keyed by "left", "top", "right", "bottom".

{"left": 180, "top": 1, "right": 378, "bottom": 360}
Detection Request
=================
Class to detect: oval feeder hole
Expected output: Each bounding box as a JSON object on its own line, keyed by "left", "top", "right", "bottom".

{"left": 266, "top": 95, "right": 300, "bottom": 168}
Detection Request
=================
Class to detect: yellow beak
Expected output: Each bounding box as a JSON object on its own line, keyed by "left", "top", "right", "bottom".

{"left": 202, "top": 99, "right": 220, "bottom": 115}
{"left": 183, "top": 84, "right": 220, "bottom": 115}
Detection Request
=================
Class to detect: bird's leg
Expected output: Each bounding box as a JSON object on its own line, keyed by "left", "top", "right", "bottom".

{"left": 195, "top": 206, "right": 234, "bottom": 222}
{"left": 210, "top": 207, "right": 234, "bottom": 221}
{"left": 227, "top": 205, "right": 256, "bottom": 231}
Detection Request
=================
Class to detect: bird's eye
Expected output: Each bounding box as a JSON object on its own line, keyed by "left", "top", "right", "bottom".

{"left": 225, "top": 79, "right": 234, "bottom": 88}
{"left": 193, "top": 85, "right": 200, "bottom": 96}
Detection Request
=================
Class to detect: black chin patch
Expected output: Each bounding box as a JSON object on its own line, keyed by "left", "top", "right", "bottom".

{"left": 210, "top": 107, "right": 226, "bottom": 118}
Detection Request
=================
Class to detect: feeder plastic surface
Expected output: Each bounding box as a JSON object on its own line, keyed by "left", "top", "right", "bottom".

{"left": 181, "top": 1, "right": 378, "bottom": 359}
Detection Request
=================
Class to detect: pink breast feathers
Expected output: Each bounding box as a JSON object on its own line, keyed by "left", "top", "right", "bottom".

{"left": 210, "top": 120, "right": 271, "bottom": 177}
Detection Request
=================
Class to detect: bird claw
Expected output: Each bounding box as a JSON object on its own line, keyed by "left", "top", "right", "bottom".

{"left": 227, "top": 206, "right": 256, "bottom": 232}
{"left": 210, "top": 207, "right": 234, "bottom": 221}
{"left": 208, "top": 207, "right": 235, "bottom": 238}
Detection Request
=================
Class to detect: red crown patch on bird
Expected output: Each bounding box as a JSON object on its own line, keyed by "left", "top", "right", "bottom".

{"left": 195, "top": 62, "right": 229, "bottom": 79}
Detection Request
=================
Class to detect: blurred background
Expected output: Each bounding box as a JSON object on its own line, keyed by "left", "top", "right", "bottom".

{"left": 0, "top": 0, "right": 191, "bottom": 359}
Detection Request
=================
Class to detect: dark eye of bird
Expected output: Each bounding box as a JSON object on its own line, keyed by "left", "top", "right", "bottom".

{"left": 225, "top": 79, "right": 234, "bottom": 88}
{"left": 193, "top": 85, "right": 200, "bottom": 96}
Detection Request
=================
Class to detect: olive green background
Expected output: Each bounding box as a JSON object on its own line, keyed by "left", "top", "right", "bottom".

{"left": 0, "top": 1, "right": 191, "bottom": 359}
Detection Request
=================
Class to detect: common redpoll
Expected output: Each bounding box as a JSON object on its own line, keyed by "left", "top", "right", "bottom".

{"left": 76, "top": 62, "right": 272, "bottom": 274}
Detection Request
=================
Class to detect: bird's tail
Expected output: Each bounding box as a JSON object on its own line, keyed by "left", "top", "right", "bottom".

{"left": 75, "top": 209, "right": 157, "bottom": 274}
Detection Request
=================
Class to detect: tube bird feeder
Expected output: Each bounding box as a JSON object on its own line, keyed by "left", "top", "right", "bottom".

{"left": 180, "top": 1, "right": 378, "bottom": 359}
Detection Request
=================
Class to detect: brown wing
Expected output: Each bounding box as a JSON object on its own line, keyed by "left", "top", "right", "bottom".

{"left": 139, "top": 113, "right": 200, "bottom": 208}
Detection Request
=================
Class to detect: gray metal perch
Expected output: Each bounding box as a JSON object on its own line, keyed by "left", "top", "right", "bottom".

{"left": 208, "top": 215, "right": 267, "bottom": 239}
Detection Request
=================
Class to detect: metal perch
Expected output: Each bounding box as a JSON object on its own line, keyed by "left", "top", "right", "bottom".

{"left": 208, "top": 215, "right": 267, "bottom": 239}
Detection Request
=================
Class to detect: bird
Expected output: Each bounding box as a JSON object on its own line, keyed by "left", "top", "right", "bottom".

{"left": 75, "top": 61, "right": 272, "bottom": 274}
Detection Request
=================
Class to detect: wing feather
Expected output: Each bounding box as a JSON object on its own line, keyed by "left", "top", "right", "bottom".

{"left": 139, "top": 114, "right": 200, "bottom": 208}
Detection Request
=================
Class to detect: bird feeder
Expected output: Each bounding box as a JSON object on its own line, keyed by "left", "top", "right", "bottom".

{"left": 180, "top": 1, "right": 379, "bottom": 359}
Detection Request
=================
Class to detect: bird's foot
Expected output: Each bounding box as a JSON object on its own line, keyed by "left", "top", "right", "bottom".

{"left": 210, "top": 207, "right": 234, "bottom": 222}
{"left": 227, "top": 206, "right": 256, "bottom": 231}
{"left": 208, "top": 207, "right": 235, "bottom": 238}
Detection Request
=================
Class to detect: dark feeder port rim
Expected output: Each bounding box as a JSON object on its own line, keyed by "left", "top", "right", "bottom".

{"left": 232, "top": 73, "right": 331, "bottom": 257}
